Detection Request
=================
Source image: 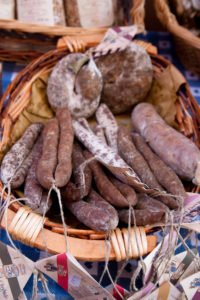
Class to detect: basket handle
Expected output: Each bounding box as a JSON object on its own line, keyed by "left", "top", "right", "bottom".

{"left": 57, "top": 36, "right": 86, "bottom": 52}
{"left": 154, "top": 0, "right": 178, "bottom": 27}
{"left": 131, "top": 0, "right": 178, "bottom": 29}
{"left": 130, "top": 0, "right": 145, "bottom": 28}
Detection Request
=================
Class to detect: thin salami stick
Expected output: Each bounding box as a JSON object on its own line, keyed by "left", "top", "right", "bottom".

{"left": 72, "top": 119, "right": 150, "bottom": 193}
{"left": 11, "top": 150, "right": 34, "bottom": 189}
{"left": 65, "top": 200, "right": 117, "bottom": 232}
{"left": 37, "top": 118, "right": 59, "bottom": 189}
{"left": 118, "top": 208, "right": 165, "bottom": 226}
{"left": 72, "top": 141, "right": 92, "bottom": 198}
{"left": 118, "top": 127, "right": 178, "bottom": 209}
{"left": 24, "top": 134, "right": 43, "bottom": 209}
{"left": 95, "top": 122, "right": 138, "bottom": 207}
{"left": 87, "top": 189, "right": 119, "bottom": 229}
{"left": 108, "top": 175, "right": 138, "bottom": 207}
{"left": 136, "top": 194, "right": 169, "bottom": 213}
{"left": 1, "top": 123, "right": 43, "bottom": 186}
{"left": 95, "top": 103, "right": 118, "bottom": 152}
{"left": 55, "top": 107, "right": 74, "bottom": 187}
{"left": 61, "top": 181, "right": 82, "bottom": 202}
{"left": 131, "top": 132, "right": 186, "bottom": 198}
{"left": 78, "top": 118, "right": 93, "bottom": 132}
{"left": 94, "top": 125, "right": 107, "bottom": 145}
{"left": 84, "top": 150, "right": 130, "bottom": 207}
{"left": 33, "top": 190, "right": 53, "bottom": 215}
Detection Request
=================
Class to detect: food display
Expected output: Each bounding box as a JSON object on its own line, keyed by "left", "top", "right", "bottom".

{"left": 0, "top": 41, "right": 198, "bottom": 238}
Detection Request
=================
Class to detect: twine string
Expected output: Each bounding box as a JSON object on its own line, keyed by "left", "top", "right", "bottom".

{"left": 78, "top": 155, "right": 99, "bottom": 190}
{"left": 39, "top": 271, "right": 54, "bottom": 300}
{"left": 31, "top": 269, "right": 39, "bottom": 300}
{"left": 52, "top": 181, "right": 68, "bottom": 253}
{"left": 131, "top": 207, "right": 147, "bottom": 286}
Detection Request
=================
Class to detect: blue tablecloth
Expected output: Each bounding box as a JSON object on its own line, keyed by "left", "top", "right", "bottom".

{"left": 1, "top": 31, "right": 200, "bottom": 300}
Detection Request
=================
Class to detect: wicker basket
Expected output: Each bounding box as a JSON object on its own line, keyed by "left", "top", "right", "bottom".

{"left": 131, "top": 0, "right": 200, "bottom": 75}
{"left": 0, "top": 36, "right": 200, "bottom": 261}
{"left": 0, "top": 1, "right": 138, "bottom": 63}
{"left": 0, "top": 19, "right": 109, "bottom": 62}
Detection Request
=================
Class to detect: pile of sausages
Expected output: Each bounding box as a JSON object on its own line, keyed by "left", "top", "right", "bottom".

{"left": 1, "top": 101, "right": 195, "bottom": 233}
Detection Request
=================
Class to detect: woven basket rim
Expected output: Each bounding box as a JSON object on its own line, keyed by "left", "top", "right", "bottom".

{"left": 1, "top": 39, "right": 200, "bottom": 261}
{"left": 154, "top": 0, "right": 200, "bottom": 48}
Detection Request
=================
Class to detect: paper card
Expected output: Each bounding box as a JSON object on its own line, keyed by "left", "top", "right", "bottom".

{"left": 180, "top": 271, "right": 200, "bottom": 300}
{"left": 152, "top": 193, "right": 200, "bottom": 232}
{"left": 0, "top": 241, "right": 34, "bottom": 300}
{"left": 106, "top": 283, "right": 130, "bottom": 299}
{"left": 127, "top": 231, "right": 177, "bottom": 300}
{"left": 142, "top": 281, "right": 181, "bottom": 300}
{"left": 143, "top": 231, "right": 177, "bottom": 283}
{"left": 94, "top": 25, "right": 140, "bottom": 57}
{"left": 178, "top": 193, "right": 200, "bottom": 233}
{"left": 18, "top": 291, "right": 28, "bottom": 300}
{"left": 36, "top": 252, "right": 115, "bottom": 300}
{"left": 158, "top": 249, "right": 199, "bottom": 286}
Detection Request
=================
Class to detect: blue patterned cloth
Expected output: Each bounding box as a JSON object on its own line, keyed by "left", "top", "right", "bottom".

{"left": 1, "top": 31, "right": 200, "bottom": 300}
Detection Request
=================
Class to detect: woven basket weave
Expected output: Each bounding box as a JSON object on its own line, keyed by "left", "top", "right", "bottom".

{"left": 0, "top": 37, "right": 200, "bottom": 261}
{"left": 131, "top": 0, "right": 200, "bottom": 75}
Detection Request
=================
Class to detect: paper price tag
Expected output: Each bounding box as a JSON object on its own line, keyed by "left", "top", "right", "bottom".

{"left": 0, "top": 241, "right": 34, "bottom": 300}
{"left": 94, "top": 25, "right": 141, "bottom": 57}
{"left": 36, "top": 251, "right": 115, "bottom": 300}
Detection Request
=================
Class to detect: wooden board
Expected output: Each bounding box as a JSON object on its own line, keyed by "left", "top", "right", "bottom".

{"left": 1, "top": 207, "right": 157, "bottom": 261}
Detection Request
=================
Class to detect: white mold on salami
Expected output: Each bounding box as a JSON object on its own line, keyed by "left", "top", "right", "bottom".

{"left": 72, "top": 118, "right": 151, "bottom": 192}
{"left": 95, "top": 103, "right": 119, "bottom": 152}
{"left": 47, "top": 53, "right": 103, "bottom": 119}
{"left": 1, "top": 123, "right": 43, "bottom": 185}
